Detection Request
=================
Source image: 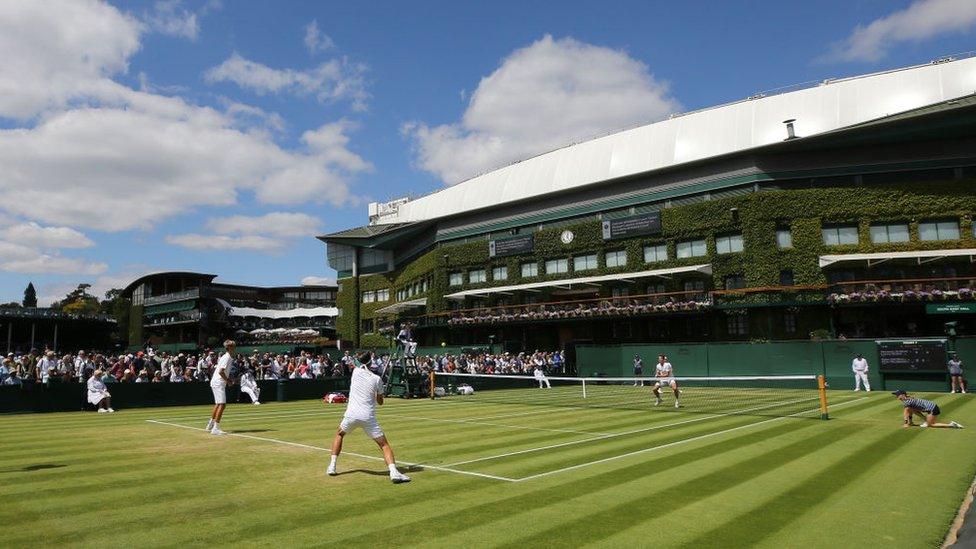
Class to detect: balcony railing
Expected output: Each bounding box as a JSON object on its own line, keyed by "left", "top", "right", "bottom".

{"left": 428, "top": 290, "right": 713, "bottom": 327}
{"left": 144, "top": 310, "right": 203, "bottom": 327}
{"left": 827, "top": 276, "right": 976, "bottom": 305}
{"left": 144, "top": 288, "right": 201, "bottom": 306}
{"left": 0, "top": 308, "right": 114, "bottom": 322}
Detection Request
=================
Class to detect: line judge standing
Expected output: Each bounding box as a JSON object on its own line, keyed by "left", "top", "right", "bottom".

{"left": 852, "top": 352, "right": 871, "bottom": 392}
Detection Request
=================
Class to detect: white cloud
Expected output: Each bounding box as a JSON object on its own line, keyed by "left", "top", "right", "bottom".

{"left": 0, "top": 222, "right": 94, "bottom": 249}
{"left": 220, "top": 98, "right": 286, "bottom": 132}
{"left": 304, "top": 20, "right": 335, "bottom": 54}
{"left": 143, "top": 0, "right": 199, "bottom": 41}
{"left": 204, "top": 53, "right": 369, "bottom": 111}
{"left": 301, "top": 276, "right": 336, "bottom": 286}
{"left": 36, "top": 265, "right": 152, "bottom": 305}
{"left": 403, "top": 35, "right": 681, "bottom": 185}
{"left": 0, "top": 1, "right": 371, "bottom": 233}
{"left": 205, "top": 212, "right": 323, "bottom": 238}
{"left": 0, "top": 240, "right": 105, "bottom": 275}
{"left": 165, "top": 233, "right": 284, "bottom": 252}
{"left": 825, "top": 0, "right": 976, "bottom": 63}
{"left": 0, "top": 0, "right": 141, "bottom": 120}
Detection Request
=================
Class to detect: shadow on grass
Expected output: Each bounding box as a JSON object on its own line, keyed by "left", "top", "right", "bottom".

{"left": 1, "top": 463, "right": 67, "bottom": 473}
{"left": 335, "top": 468, "right": 388, "bottom": 477}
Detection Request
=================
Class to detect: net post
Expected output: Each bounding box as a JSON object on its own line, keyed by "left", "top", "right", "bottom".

{"left": 582, "top": 379, "right": 586, "bottom": 399}
{"left": 817, "top": 375, "right": 829, "bottom": 420}
{"left": 429, "top": 371, "right": 435, "bottom": 400}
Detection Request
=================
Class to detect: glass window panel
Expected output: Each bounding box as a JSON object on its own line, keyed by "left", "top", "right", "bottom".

{"left": 521, "top": 262, "right": 538, "bottom": 277}
{"left": 776, "top": 229, "right": 792, "bottom": 249}
{"left": 606, "top": 250, "right": 627, "bottom": 268}
{"left": 573, "top": 254, "right": 597, "bottom": 271}
{"left": 449, "top": 272, "right": 463, "bottom": 286}
{"left": 492, "top": 266, "right": 507, "bottom": 281}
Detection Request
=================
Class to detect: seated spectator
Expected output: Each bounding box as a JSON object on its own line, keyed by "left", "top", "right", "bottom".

{"left": 87, "top": 369, "right": 114, "bottom": 413}
{"left": 3, "top": 369, "right": 22, "bottom": 386}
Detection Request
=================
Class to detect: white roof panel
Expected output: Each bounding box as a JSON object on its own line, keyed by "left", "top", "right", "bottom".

{"left": 376, "top": 57, "right": 976, "bottom": 226}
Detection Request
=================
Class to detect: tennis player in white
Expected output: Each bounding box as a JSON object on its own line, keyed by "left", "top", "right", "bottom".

{"left": 652, "top": 354, "right": 680, "bottom": 408}
{"left": 533, "top": 364, "right": 551, "bottom": 388}
{"left": 206, "top": 340, "right": 235, "bottom": 435}
{"left": 328, "top": 351, "right": 410, "bottom": 484}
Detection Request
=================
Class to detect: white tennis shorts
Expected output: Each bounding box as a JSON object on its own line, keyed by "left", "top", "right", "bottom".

{"left": 656, "top": 377, "right": 677, "bottom": 387}
{"left": 211, "top": 386, "right": 226, "bottom": 404}
{"left": 339, "top": 416, "right": 384, "bottom": 439}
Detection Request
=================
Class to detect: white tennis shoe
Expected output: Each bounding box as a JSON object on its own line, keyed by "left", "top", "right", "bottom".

{"left": 390, "top": 471, "right": 411, "bottom": 484}
{"left": 211, "top": 428, "right": 226, "bottom": 435}
{"left": 327, "top": 466, "right": 337, "bottom": 476}
{"left": 950, "top": 421, "right": 964, "bottom": 429}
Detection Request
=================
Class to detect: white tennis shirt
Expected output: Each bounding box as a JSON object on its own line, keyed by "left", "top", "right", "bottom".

{"left": 345, "top": 366, "right": 384, "bottom": 420}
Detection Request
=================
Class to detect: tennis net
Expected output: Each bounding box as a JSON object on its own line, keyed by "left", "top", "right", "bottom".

{"left": 431, "top": 372, "right": 829, "bottom": 419}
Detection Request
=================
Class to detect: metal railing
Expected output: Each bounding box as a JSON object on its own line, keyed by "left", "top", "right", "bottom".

{"left": 143, "top": 310, "right": 203, "bottom": 327}
{"left": 143, "top": 288, "right": 201, "bottom": 306}
{"left": 0, "top": 308, "right": 114, "bottom": 322}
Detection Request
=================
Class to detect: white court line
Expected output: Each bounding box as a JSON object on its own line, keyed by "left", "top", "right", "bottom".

{"left": 144, "top": 419, "right": 516, "bottom": 482}
{"left": 443, "top": 396, "right": 823, "bottom": 467}
{"left": 511, "top": 396, "right": 870, "bottom": 482}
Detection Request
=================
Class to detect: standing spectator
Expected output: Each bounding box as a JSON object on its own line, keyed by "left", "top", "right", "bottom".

{"left": 852, "top": 353, "right": 871, "bottom": 392}
{"left": 37, "top": 351, "right": 58, "bottom": 384}
{"left": 87, "top": 369, "right": 114, "bottom": 413}
{"left": 948, "top": 353, "right": 966, "bottom": 394}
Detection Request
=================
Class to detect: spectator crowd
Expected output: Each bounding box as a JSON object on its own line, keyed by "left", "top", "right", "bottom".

{"left": 0, "top": 347, "right": 349, "bottom": 386}
{"left": 408, "top": 350, "right": 567, "bottom": 376}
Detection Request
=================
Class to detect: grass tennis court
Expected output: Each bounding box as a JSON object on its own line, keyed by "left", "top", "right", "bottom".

{"left": 2, "top": 389, "right": 975, "bottom": 547}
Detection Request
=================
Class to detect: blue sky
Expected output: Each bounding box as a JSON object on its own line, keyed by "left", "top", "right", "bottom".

{"left": 0, "top": 0, "right": 974, "bottom": 304}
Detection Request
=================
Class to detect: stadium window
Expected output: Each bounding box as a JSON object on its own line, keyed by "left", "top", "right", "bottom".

{"left": 684, "top": 280, "right": 705, "bottom": 292}
{"left": 779, "top": 269, "right": 795, "bottom": 286}
{"left": 376, "top": 289, "right": 389, "bottom": 302}
{"left": 727, "top": 314, "right": 748, "bottom": 336}
{"left": 521, "top": 262, "right": 538, "bottom": 278}
{"left": 492, "top": 266, "right": 508, "bottom": 281}
{"left": 611, "top": 287, "right": 630, "bottom": 298}
{"left": 776, "top": 228, "right": 793, "bottom": 249}
{"left": 676, "top": 239, "right": 707, "bottom": 259}
{"left": 643, "top": 244, "right": 667, "bottom": 263}
{"left": 361, "top": 291, "right": 375, "bottom": 303}
{"left": 783, "top": 313, "right": 797, "bottom": 333}
{"left": 546, "top": 258, "right": 570, "bottom": 274}
{"left": 605, "top": 249, "right": 628, "bottom": 268}
{"left": 919, "top": 220, "right": 960, "bottom": 241}
{"left": 870, "top": 223, "right": 910, "bottom": 244}
{"left": 449, "top": 272, "right": 463, "bottom": 286}
{"left": 469, "top": 268, "right": 486, "bottom": 283}
{"left": 361, "top": 319, "right": 374, "bottom": 333}
{"left": 573, "top": 254, "right": 597, "bottom": 272}
{"left": 822, "top": 225, "right": 859, "bottom": 246}
{"left": 724, "top": 274, "right": 746, "bottom": 290}
{"left": 648, "top": 282, "right": 666, "bottom": 294}
{"left": 715, "top": 233, "right": 744, "bottom": 254}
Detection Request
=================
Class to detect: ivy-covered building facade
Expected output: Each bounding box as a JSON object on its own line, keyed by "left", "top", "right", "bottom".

{"left": 321, "top": 58, "right": 976, "bottom": 355}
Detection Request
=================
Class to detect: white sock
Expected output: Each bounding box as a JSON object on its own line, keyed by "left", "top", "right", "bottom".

{"left": 330, "top": 455, "right": 338, "bottom": 468}
{"left": 388, "top": 463, "right": 398, "bottom": 475}
{"left": 213, "top": 422, "right": 219, "bottom": 430}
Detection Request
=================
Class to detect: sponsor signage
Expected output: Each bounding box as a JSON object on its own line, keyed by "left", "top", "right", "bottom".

{"left": 489, "top": 234, "right": 534, "bottom": 258}
{"left": 602, "top": 212, "right": 662, "bottom": 240}
{"left": 926, "top": 303, "right": 976, "bottom": 314}
{"left": 877, "top": 339, "right": 947, "bottom": 372}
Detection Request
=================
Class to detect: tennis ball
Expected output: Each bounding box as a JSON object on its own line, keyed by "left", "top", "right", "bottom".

{"left": 441, "top": 342, "right": 446, "bottom": 347}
